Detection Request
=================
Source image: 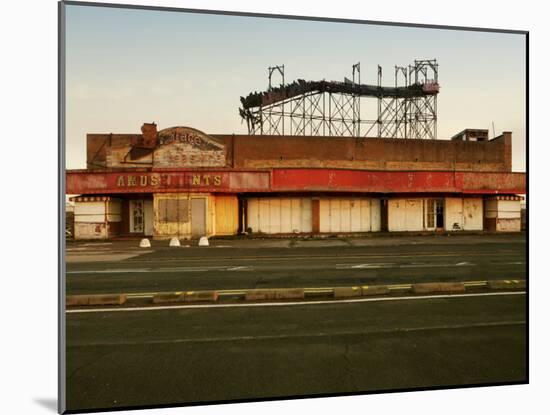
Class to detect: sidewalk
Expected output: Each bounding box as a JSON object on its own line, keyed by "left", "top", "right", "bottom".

{"left": 66, "top": 233, "right": 526, "bottom": 251}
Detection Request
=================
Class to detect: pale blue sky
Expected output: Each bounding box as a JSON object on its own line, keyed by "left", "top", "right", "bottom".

{"left": 65, "top": 4, "right": 526, "bottom": 171}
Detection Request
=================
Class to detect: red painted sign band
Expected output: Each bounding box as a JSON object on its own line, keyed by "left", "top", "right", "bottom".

{"left": 66, "top": 169, "right": 526, "bottom": 195}
{"left": 66, "top": 171, "right": 270, "bottom": 194}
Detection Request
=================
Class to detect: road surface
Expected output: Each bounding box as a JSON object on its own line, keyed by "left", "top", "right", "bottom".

{"left": 66, "top": 291, "right": 526, "bottom": 411}
{"left": 66, "top": 235, "right": 527, "bottom": 294}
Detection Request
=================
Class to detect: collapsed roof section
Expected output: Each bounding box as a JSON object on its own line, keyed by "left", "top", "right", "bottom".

{"left": 239, "top": 78, "right": 438, "bottom": 111}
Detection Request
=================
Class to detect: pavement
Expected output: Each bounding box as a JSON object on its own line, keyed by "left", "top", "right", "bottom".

{"left": 65, "top": 292, "right": 526, "bottom": 411}
{"left": 66, "top": 234, "right": 526, "bottom": 295}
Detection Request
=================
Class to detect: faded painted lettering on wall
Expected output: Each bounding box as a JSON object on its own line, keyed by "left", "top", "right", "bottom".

{"left": 155, "top": 127, "right": 226, "bottom": 167}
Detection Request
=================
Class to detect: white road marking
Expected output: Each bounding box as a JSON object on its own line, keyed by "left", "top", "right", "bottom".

{"left": 68, "top": 320, "right": 526, "bottom": 347}
{"left": 336, "top": 262, "right": 478, "bottom": 269}
{"left": 350, "top": 263, "right": 395, "bottom": 269}
{"left": 66, "top": 291, "right": 526, "bottom": 314}
{"left": 67, "top": 269, "right": 151, "bottom": 274}
{"left": 67, "top": 265, "right": 253, "bottom": 274}
{"left": 227, "top": 266, "right": 253, "bottom": 271}
{"left": 76, "top": 251, "right": 523, "bottom": 264}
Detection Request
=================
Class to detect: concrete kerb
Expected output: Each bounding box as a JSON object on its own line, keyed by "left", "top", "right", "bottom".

{"left": 333, "top": 286, "right": 362, "bottom": 298}
{"left": 67, "top": 294, "right": 127, "bottom": 306}
{"left": 361, "top": 285, "right": 391, "bottom": 296}
{"left": 65, "top": 279, "right": 526, "bottom": 308}
{"left": 487, "top": 279, "right": 526, "bottom": 290}
{"left": 152, "top": 292, "right": 185, "bottom": 304}
{"left": 185, "top": 290, "right": 218, "bottom": 302}
{"left": 245, "top": 288, "right": 305, "bottom": 301}
{"left": 412, "top": 282, "right": 466, "bottom": 294}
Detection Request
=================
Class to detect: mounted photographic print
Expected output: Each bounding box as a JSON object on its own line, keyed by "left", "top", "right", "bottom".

{"left": 59, "top": 1, "right": 528, "bottom": 413}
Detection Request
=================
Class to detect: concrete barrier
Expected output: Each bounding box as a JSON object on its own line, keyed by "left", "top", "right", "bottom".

{"left": 361, "top": 285, "right": 390, "bottom": 296}
{"left": 334, "top": 286, "right": 362, "bottom": 298}
{"left": 152, "top": 293, "right": 185, "bottom": 304}
{"left": 169, "top": 237, "right": 181, "bottom": 247}
{"left": 245, "top": 288, "right": 305, "bottom": 301}
{"left": 488, "top": 280, "right": 526, "bottom": 290}
{"left": 412, "top": 282, "right": 465, "bottom": 294}
{"left": 139, "top": 238, "right": 151, "bottom": 248}
{"left": 198, "top": 236, "right": 209, "bottom": 246}
{"left": 184, "top": 291, "right": 218, "bottom": 302}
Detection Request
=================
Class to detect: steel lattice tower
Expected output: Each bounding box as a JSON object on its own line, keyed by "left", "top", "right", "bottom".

{"left": 239, "top": 59, "right": 439, "bottom": 139}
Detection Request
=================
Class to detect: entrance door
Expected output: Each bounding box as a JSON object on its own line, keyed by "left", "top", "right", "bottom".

{"left": 435, "top": 200, "right": 444, "bottom": 229}
{"left": 191, "top": 198, "right": 206, "bottom": 237}
{"left": 129, "top": 200, "right": 144, "bottom": 233}
{"left": 424, "top": 198, "right": 444, "bottom": 231}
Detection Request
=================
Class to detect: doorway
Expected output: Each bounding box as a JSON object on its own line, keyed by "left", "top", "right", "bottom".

{"left": 129, "top": 200, "right": 144, "bottom": 233}
{"left": 425, "top": 198, "right": 444, "bottom": 230}
{"left": 129, "top": 199, "right": 153, "bottom": 235}
{"left": 435, "top": 200, "right": 444, "bottom": 229}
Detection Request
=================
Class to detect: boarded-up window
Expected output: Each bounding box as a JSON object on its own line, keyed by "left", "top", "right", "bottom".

{"left": 247, "top": 198, "right": 312, "bottom": 234}
{"left": 319, "top": 198, "right": 380, "bottom": 233}
{"left": 158, "top": 198, "right": 189, "bottom": 223}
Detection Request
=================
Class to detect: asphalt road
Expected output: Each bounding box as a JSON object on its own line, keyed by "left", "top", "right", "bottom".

{"left": 65, "top": 292, "right": 527, "bottom": 412}
{"left": 66, "top": 235, "right": 527, "bottom": 294}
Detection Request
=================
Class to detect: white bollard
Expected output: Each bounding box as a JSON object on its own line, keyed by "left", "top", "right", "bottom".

{"left": 139, "top": 238, "right": 151, "bottom": 248}
{"left": 198, "top": 236, "right": 209, "bottom": 246}
{"left": 169, "top": 237, "right": 181, "bottom": 247}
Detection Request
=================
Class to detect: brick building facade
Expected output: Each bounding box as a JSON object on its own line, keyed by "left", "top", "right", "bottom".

{"left": 66, "top": 123, "right": 526, "bottom": 239}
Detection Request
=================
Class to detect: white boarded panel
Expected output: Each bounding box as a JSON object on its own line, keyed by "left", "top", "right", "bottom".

{"left": 320, "top": 200, "right": 330, "bottom": 233}
{"left": 370, "top": 199, "right": 381, "bottom": 231}
{"left": 389, "top": 199, "right": 423, "bottom": 231}
{"left": 359, "top": 199, "right": 371, "bottom": 231}
{"left": 280, "top": 199, "right": 292, "bottom": 233}
{"left": 75, "top": 214, "right": 105, "bottom": 223}
{"left": 249, "top": 198, "right": 312, "bottom": 234}
{"left": 405, "top": 199, "right": 424, "bottom": 231}
{"left": 497, "top": 200, "right": 521, "bottom": 218}
{"left": 247, "top": 199, "right": 259, "bottom": 232}
{"left": 75, "top": 201, "right": 106, "bottom": 223}
{"left": 268, "top": 199, "right": 281, "bottom": 233}
{"left": 340, "top": 199, "right": 352, "bottom": 232}
{"left": 498, "top": 200, "right": 521, "bottom": 213}
{"left": 388, "top": 199, "right": 403, "bottom": 231}
{"left": 290, "top": 199, "right": 302, "bottom": 232}
{"left": 329, "top": 199, "right": 341, "bottom": 232}
{"left": 300, "top": 198, "right": 312, "bottom": 232}
{"left": 75, "top": 201, "right": 105, "bottom": 216}
{"left": 445, "top": 198, "right": 463, "bottom": 231}
{"left": 350, "top": 199, "right": 362, "bottom": 232}
{"left": 258, "top": 198, "right": 270, "bottom": 233}
{"left": 463, "top": 198, "right": 483, "bottom": 231}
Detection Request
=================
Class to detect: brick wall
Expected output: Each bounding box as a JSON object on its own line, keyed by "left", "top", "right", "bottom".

{"left": 86, "top": 130, "right": 512, "bottom": 172}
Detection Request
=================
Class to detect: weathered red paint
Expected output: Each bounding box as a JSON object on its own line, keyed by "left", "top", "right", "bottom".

{"left": 66, "top": 170, "right": 271, "bottom": 194}
{"left": 66, "top": 168, "right": 526, "bottom": 195}
{"left": 271, "top": 169, "right": 526, "bottom": 194}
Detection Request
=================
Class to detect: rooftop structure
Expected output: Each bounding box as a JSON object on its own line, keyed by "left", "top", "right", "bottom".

{"left": 239, "top": 59, "right": 439, "bottom": 139}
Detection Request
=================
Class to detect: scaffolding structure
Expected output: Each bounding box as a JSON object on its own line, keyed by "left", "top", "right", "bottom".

{"left": 239, "top": 59, "right": 439, "bottom": 139}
